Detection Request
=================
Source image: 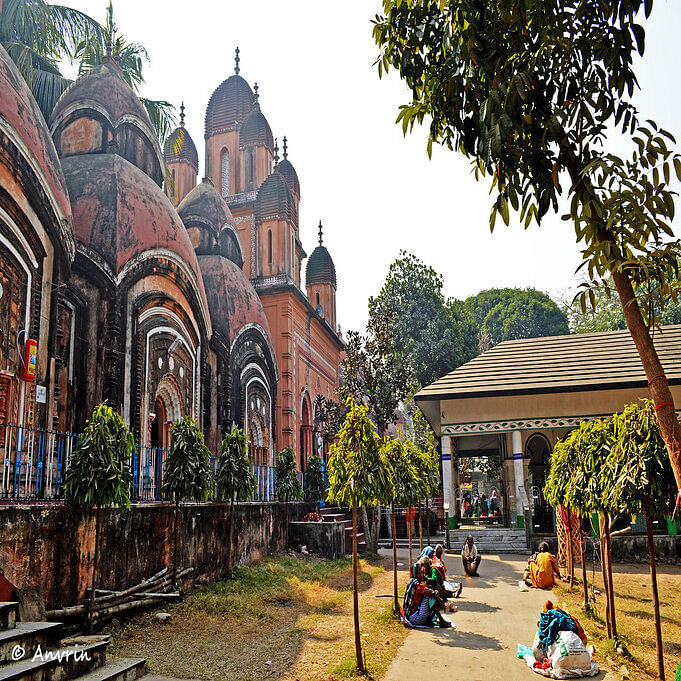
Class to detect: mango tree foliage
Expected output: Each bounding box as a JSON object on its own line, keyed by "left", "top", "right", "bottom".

{"left": 372, "top": 0, "right": 681, "bottom": 491}
{"left": 275, "top": 447, "right": 302, "bottom": 503}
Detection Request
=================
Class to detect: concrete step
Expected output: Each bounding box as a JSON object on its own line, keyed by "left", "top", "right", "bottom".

{"left": 322, "top": 514, "right": 346, "bottom": 523}
{"left": 0, "top": 641, "right": 107, "bottom": 681}
{"left": 0, "top": 622, "right": 63, "bottom": 662}
{"left": 76, "top": 658, "right": 146, "bottom": 681}
{"left": 0, "top": 604, "right": 18, "bottom": 632}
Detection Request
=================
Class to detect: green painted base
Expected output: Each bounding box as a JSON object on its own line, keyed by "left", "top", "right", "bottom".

{"left": 667, "top": 517, "right": 679, "bottom": 536}
{"left": 449, "top": 515, "right": 457, "bottom": 529}
{"left": 517, "top": 515, "right": 525, "bottom": 529}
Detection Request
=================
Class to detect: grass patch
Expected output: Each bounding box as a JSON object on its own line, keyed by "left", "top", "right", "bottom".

{"left": 555, "top": 561, "right": 681, "bottom": 679}
{"left": 109, "top": 552, "right": 408, "bottom": 681}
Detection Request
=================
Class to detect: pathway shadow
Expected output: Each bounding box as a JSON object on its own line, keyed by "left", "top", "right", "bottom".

{"left": 624, "top": 608, "right": 680, "bottom": 626}
{"left": 430, "top": 630, "right": 502, "bottom": 651}
{"left": 454, "top": 600, "right": 500, "bottom": 614}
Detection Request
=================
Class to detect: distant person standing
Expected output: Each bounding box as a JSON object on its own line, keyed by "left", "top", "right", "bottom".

{"left": 489, "top": 490, "right": 499, "bottom": 515}
{"left": 462, "top": 536, "right": 481, "bottom": 576}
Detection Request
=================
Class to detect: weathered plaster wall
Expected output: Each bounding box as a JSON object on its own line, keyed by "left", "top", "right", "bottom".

{"left": 289, "top": 521, "right": 345, "bottom": 560}
{"left": 0, "top": 501, "right": 314, "bottom": 610}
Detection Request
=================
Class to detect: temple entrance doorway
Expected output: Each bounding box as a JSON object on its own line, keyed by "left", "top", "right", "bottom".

{"left": 526, "top": 433, "right": 555, "bottom": 533}
{"left": 454, "top": 434, "right": 507, "bottom": 528}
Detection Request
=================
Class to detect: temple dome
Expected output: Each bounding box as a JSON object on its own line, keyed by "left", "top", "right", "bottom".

{"left": 178, "top": 179, "right": 243, "bottom": 266}
{"left": 62, "top": 153, "right": 208, "bottom": 316}
{"left": 254, "top": 171, "right": 297, "bottom": 225}
{"left": 239, "top": 106, "right": 274, "bottom": 150}
{"left": 164, "top": 126, "right": 199, "bottom": 171}
{"left": 0, "top": 44, "right": 72, "bottom": 231}
{"left": 49, "top": 59, "right": 164, "bottom": 185}
{"left": 277, "top": 158, "right": 300, "bottom": 197}
{"left": 306, "top": 244, "right": 337, "bottom": 287}
{"left": 198, "top": 254, "right": 272, "bottom": 346}
{"left": 205, "top": 75, "right": 254, "bottom": 136}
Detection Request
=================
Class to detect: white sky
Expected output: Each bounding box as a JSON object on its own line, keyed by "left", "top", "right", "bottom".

{"left": 60, "top": 0, "right": 681, "bottom": 333}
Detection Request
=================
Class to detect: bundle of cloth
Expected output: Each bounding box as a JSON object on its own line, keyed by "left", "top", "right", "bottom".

{"left": 517, "top": 601, "right": 599, "bottom": 679}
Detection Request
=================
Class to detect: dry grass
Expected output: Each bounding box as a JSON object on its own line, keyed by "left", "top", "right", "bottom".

{"left": 109, "top": 553, "right": 408, "bottom": 681}
{"left": 554, "top": 560, "right": 681, "bottom": 679}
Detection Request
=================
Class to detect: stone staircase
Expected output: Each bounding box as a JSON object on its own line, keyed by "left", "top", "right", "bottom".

{"left": 0, "top": 601, "right": 146, "bottom": 681}
{"left": 451, "top": 527, "right": 530, "bottom": 554}
{"left": 320, "top": 507, "right": 366, "bottom": 552}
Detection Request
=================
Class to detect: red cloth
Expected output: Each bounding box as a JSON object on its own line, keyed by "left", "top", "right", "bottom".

{"left": 406, "top": 507, "right": 416, "bottom": 522}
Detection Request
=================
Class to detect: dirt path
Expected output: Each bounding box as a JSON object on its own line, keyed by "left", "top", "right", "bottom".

{"left": 383, "top": 550, "right": 617, "bottom": 681}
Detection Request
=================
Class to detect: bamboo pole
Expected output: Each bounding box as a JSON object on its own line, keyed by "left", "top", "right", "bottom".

{"left": 604, "top": 517, "right": 617, "bottom": 638}
{"left": 599, "top": 515, "right": 612, "bottom": 638}
{"left": 392, "top": 505, "right": 399, "bottom": 616}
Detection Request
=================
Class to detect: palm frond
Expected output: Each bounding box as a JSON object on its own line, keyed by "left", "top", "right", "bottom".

{"left": 30, "top": 65, "right": 71, "bottom": 119}
{"left": 142, "top": 97, "right": 176, "bottom": 144}
{"left": 47, "top": 4, "right": 106, "bottom": 57}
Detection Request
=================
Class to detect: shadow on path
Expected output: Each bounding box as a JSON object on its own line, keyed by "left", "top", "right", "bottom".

{"left": 431, "top": 630, "right": 503, "bottom": 651}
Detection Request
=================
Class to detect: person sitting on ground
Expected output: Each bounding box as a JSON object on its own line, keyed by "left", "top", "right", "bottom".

{"left": 462, "top": 536, "right": 481, "bottom": 576}
{"left": 432, "top": 544, "right": 463, "bottom": 599}
{"left": 403, "top": 557, "right": 452, "bottom": 629}
{"left": 524, "top": 542, "right": 561, "bottom": 589}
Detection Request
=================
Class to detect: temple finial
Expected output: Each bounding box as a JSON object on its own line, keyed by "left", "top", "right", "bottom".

{"left": 253, "top": 82, "right": 259, "bottom": 105}
{"left": 235, "top": 46, "right": 240, "bottom": 74}
{"left": 273, "top": 138, "right": 279, "bottom": 169}
{"left": 282, "top": 136, "right": 288, "bottom": 160}
{"left": 179, "top": 101, "right": 185, "bottom": 127}
{"left": 318, "top": 220, "right": 323, "bottom": 245}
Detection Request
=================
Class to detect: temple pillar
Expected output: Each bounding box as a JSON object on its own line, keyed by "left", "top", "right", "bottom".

{"left": 441, "top": 435, "right": 454, "bottom": 528}
{"left": 512, "top": 430, "right": 526, "bottom": 528}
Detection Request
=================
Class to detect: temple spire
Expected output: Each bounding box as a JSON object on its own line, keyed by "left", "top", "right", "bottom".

{"left": 235, "top": 46, "right": 240, "bottom": 74}
{"left": 273, "top": 138, "right": 279, "bottom": 169}
{"left": 253, "top": 82, "right": 259, "bottom": 108}
{"left": 282, "top": 136, "right": 288, "bottom": 160}
{"left": 179, "top": 101, "right": 185, "bottom": 127}
{"left": 318, "top": 220, "right": 323, "bottom": 245}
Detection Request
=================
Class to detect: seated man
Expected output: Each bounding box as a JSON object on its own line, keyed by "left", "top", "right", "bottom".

{"left": 461, "top": 536, "right": 481, "bottom": 576}
{"left": 524, "top": 542, "right": 561, "bottom": 589}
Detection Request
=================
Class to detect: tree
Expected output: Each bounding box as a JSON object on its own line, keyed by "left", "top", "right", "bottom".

{"left": 304, "top": 455, "right": 326, "bottom": 504}
{"left": 0, "top": 0, "right": 105, "bottom": 119}
{"left": 314, "top": 394, "right": 346, "bottom": 453}
{"left": 275, "top": 447, "right": 303, "bottom": 539}
{"left": 562, "top": 276, "right": 681, "bottom": 334}
{"left": 74, "top": 1, "right": 174, "bottom": 142}
{"left": 368, "top": 251, "right": 477, "bottom": 386}
{"left": 465, "top": 288, "right": 569, "bottom": 347}
{"left": 546, "top": 420, "right": 619, "bottom": 637}
{"left": 162, "top": 416, "right": 213, "bottom": 587}
{"left": 339, "top": 327, "right": 414, "bottom": 552}
{"left": 607, "top": 400, "right": 676, "bottom": 680}
{"left": 63, "top": 403, "right": 132, "bottom": 629}
{"left": 382, "top": 437, "right": 419, "bottom": 616}
{"left": 373, "top": 0, "right": 681, "bottom": 494}
{"left": 328, "top": 399, "right": 393, "bottom": 675}
{"left": 215, "top": 426, "right": 256, "bottom": 577}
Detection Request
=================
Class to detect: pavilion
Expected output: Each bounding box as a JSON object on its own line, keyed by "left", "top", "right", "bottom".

{"left": 415, "top": 324, "right": 681, "bottom": 533}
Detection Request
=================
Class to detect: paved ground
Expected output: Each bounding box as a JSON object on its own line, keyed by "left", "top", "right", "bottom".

{"left": 382, "top": 549, "right": 616, "bottom": 681}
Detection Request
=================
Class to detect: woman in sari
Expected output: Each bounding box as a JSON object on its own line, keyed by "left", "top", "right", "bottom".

{"left": 403, "top": 557, "right": 452, "bottom": 628}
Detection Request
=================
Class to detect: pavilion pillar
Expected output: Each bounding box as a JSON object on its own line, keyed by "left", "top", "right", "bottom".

{"left": 512, "top": 430, "right": 526, "bottom": 529}
{"left": 441, "top": 435, "right": 454, "bottom": 529}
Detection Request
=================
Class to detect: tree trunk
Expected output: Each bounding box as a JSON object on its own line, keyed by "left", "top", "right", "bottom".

{"left": 611, "top": 270, "right": 681, "bottom": 492}
{"left": 419, "top": 505, "right": 423, "bottom": 553}
{"left": 352, "top": 498, "right": 364, "bottom": 674}
{"left": 407, "top": 509, "right": 413, "bottom": 568}
{"left": 360, "top": 505, "right": 380, "bottom": 554}
{"left": 580, "top": 520, "right": 590, "bottom": 612}
{"left": 566, "top": 507, "right": 574, "bottom": 588}
{"left": 227, "top": 498, "right": 234, "bottom": 576}
{"left": 88, "top": 505, "right": 101, "bottom": 633}
{"left": 426, "top": 498, "right": 431, "bottom": 546}
{"left": 604, "top": 517, "right": 617, "bottom": 638}
{"left": 173, "top": 498, "right": 179, "bottom": 588}
{"left": 392, "top": 505, "right": 399, "bottom": 616}
{"left": 645, "top": 502, "right": 665, "bottom": 680}
{"left": 599, "top": 515, "right": 612, "bottom": 638}
{"left": 372, "top": 504, "right": 381, "bottom": 554}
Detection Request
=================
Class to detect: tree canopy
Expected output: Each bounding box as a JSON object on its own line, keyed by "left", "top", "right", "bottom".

{"left": 275, "top": 447, "right": 303, "bottom": 503}
{"left": 465, "top": 288, "right": 569, "bottom": 347}
{"left": 215, "top": 426, "right": 255, "bottom": 502}
{"left": 368, "top": 251, "right": 477, "bottom": 386}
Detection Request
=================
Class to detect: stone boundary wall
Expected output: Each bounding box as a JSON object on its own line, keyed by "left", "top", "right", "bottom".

{"left": 0, "top": 501, "right": 314, "bottom": 610}
{"left": 289, "top": 521, "right": 345, "bottom": 560}
{"left": 531, "top": 534, "right": 681, "bottom": 564}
